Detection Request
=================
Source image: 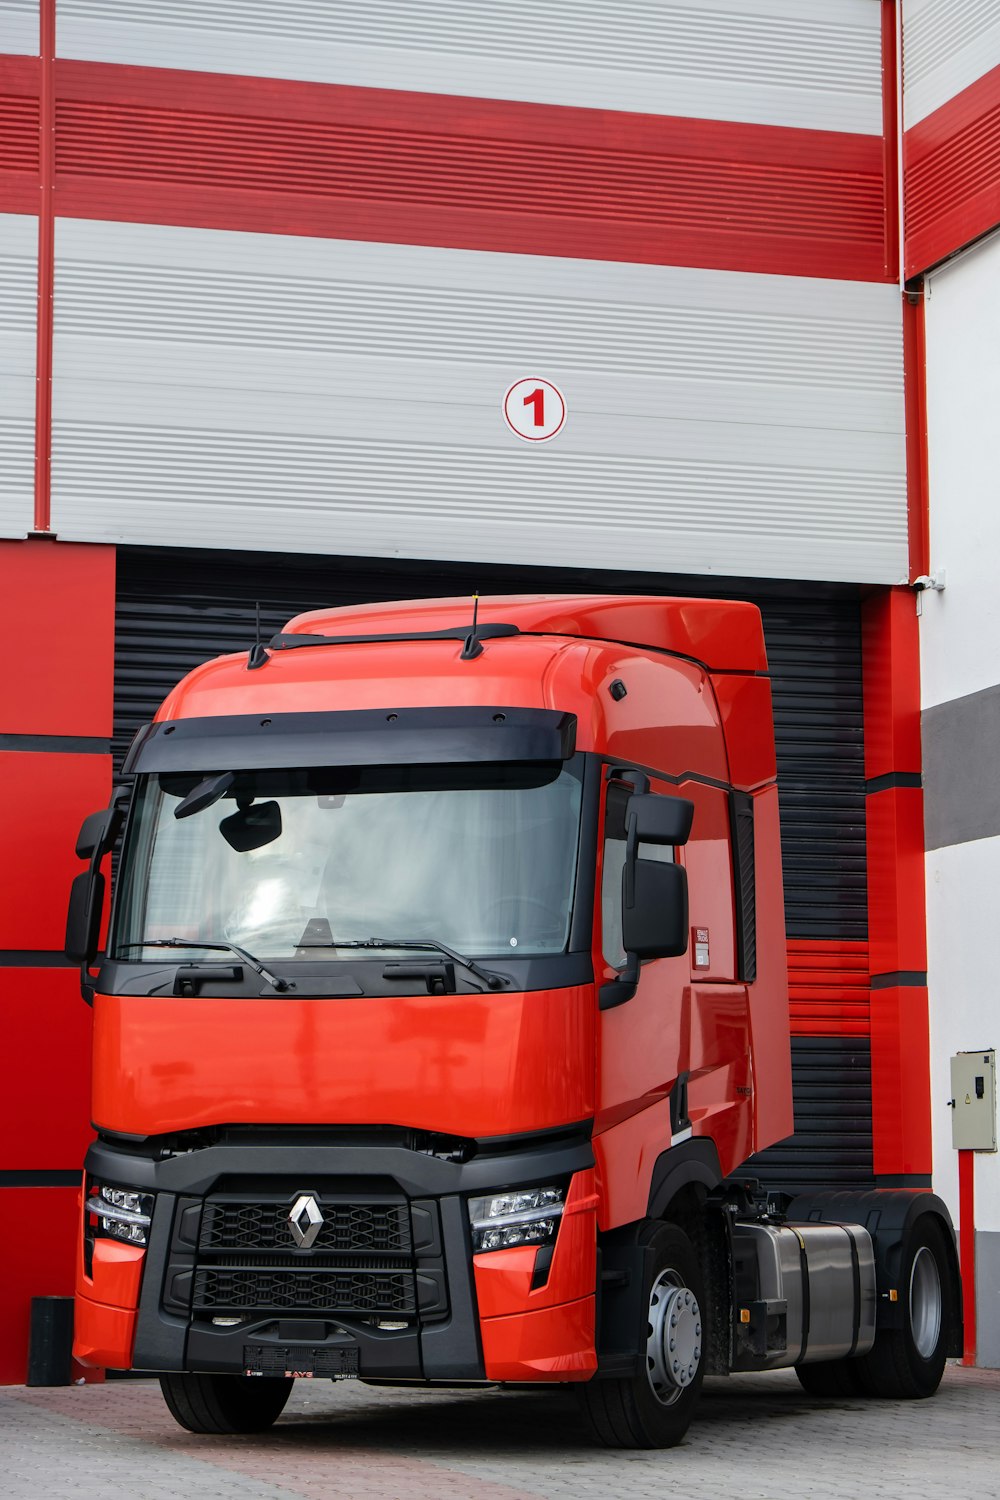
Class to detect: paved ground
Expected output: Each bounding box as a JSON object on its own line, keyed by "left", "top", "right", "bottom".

{"left": 2, "top": 1364, "right": 998, "bottom": 1500}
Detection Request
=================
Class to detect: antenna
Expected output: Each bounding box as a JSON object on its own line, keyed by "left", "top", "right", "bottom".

{"left": 460, "top": 593, "right": 484, "bottom": 660}
{"left": 247, "top": 600, "right": 270, "bottom": 671}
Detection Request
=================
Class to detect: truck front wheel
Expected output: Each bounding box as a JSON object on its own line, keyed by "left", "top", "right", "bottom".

{"left": 159, "top": 1373, "right": 294, "bottom": 1433}
{"left": 580, "top": 1222, "right": 706, "bottom": 1448}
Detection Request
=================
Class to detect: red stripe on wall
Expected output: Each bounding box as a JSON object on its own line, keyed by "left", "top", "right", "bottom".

{"left": 43, "top": 59, "right": 893, "bottom": 281}
{"left": 861, "top": 589, "right": 931, "bottom": 1177}
{"left": 903, "top": 293, "right": 930, "bottom": 582}
{"left": 0, "top": 53, "right": 39, "bottom": 214}
{"left": 905, "top": 61, "right": 1000, "bottom": 278}
{"left": 786, "top": 939, "right": 870, "bottom": 1038}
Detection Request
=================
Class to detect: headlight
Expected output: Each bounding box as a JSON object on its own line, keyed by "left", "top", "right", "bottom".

{"left": 86, "top": 1183, "right": 154, "bottom": 1246}
{"left": 468, "top": 1185, "right": 564, "bottom": 1253}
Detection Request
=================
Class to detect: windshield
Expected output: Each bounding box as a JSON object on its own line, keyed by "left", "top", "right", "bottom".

{"left": 111, "top": 760, "right": 584, "bottom": 963}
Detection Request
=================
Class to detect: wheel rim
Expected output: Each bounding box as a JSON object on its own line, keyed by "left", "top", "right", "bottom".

{"left": 646, "top": 1269, "right": 702, "bottom": 1406}
{"left": 909, "top": 1245, "right": 942, "bottom": 1359}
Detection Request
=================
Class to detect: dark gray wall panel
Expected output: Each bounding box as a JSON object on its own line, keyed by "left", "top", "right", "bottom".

{"left": 923, "top": 683, "right": 1000, "bottom": 850}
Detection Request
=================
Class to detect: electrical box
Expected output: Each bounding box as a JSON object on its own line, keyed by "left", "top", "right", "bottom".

{"left": 950, "top": 1050, "right": 997, "bottom": 1152}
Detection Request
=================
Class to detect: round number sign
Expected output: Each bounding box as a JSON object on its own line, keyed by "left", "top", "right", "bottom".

{"left": 503, "top": 378, "right": 567, "bottom": 442}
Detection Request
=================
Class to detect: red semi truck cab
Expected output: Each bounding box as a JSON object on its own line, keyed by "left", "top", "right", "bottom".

{"left": 67, "top": 595, "right": 960, "bottom": 1446}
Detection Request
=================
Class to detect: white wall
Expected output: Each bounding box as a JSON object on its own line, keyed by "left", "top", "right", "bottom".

{"left": 926, "top": 837, "right": 1000, "bottom": 1231}
{"left": 920, "top": 231, "right": 1000, "bottom": 710}
{"left": 57, "top": 0, "right": 882, "bottom": 133}
{"left": 903, "top": 0, "right": 1000, "bottom": 127}
{"left": 921, "top": 231, "right": 1000, "bottom": 1267}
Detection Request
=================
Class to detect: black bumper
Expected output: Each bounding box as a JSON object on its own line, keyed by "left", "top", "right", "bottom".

{"left": 85, "top": 1130, "right": 593, "bottom": 1381}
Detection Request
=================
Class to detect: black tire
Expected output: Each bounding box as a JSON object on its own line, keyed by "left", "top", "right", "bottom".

{"left": 159, "top": 1373, "right": 294, "bottom": 1434}
{"left": 579, "top": 1222, "right": 706, "bottom": 1449}
{"left": 795, "top": 1359, "right": 865, "bottom": 1397}
{"left": 855, "top": 1215, "right": 953, "bottom": 1400}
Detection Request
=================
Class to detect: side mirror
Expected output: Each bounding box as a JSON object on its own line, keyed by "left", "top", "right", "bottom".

{"left": 74, "top": 803, "right": 125, "bottom": 861}
{"left": 622, "top": 858, "right": 689, "bottom": 959}
{"left": 76, "top": 810, "right": 111, "bottom": 861}
{"left": 68, "top": 796, "right": 126, "bottom": 1001}
{"left": 626, "top": 793, "right": 693, "bottom": 848}
{"left": 65, "top": 868, "right": 106, "bottom": 966}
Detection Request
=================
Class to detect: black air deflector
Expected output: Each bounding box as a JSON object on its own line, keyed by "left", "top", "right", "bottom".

{"left": 122, "top": 707, "right": 577, "bottom": 774}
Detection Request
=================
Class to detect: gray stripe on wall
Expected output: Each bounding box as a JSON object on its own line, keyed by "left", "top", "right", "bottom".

{"left": 923, "top": 683, "right": 1000, "bottom": 850}
{"left": 976, "top": 1230, "right": 1000, "bottom": 1370}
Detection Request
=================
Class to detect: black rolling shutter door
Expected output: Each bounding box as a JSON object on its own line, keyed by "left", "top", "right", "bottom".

{"left": 114, "top": 547, "right": 871, "bottom": 1189}
{"left": 751, "top": 599, "right": 872, "bottom": 1189}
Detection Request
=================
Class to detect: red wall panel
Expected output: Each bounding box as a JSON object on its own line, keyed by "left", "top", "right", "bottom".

{"left": 0, "top": 968, "right": 93, "bottom": 1169}
{"left": 48, "top": 60, "right": 893, "bottom": 282}
{"left": 0, "top": 53, "right": 38, "bottom": 215}
{"left": 0, "top": 751, "right": 111, "bottom": 951}
{"left": 861, "top": 589, "right": 930, "bottom": 1177}
{"left": 0, "top": 1187, "right": 80, "bottom": 1385}
{"left": 870, "top": 983, "right": 932, "bottom": 1177}
{"left": 861, "top": 587, "right": 922, "bottom": 782}
{"left": 0, "top": 541, "right": 116, "bottom": 738}
{"left": 905, "top": 61, "right": 1000, "bottom": 278}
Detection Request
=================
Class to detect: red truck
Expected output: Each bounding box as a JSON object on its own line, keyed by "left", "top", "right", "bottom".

{"left": 66, "top": 594, "right": 960, "bottom": 1447}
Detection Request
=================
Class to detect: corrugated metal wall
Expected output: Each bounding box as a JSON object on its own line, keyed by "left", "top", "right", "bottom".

{"left": 113, "top": 545, "right": 872, "bottom": 1188}
{"left": 0, "top": 211, "right": 37, "bottom": 537}
{"left": 902, "top": 0, "right": 1000, "bottom": 276}
{"left": 57, "top": 0, "right": 883, "bottom": 131}
{"left": 50, "top": 218, "right": 906, "bottom": 584}
{"left": 902, "top": 0, "right": 1000, "bottom": 126}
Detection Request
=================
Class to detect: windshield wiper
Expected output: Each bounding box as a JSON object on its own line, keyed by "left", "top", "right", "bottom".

{"left": 117, "top": 938, "right": 291, "bottom": 993}
{"left": 296, "top": 936, "right": 510, "bottom": 991}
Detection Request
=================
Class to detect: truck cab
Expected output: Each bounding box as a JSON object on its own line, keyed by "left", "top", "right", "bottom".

{"left": 67, "top": 594, "right": 960, "bottom": 1445}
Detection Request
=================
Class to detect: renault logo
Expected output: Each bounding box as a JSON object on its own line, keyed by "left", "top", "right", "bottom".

{"left": 287, "top": 1193, "right": 323, "bottom": 1250}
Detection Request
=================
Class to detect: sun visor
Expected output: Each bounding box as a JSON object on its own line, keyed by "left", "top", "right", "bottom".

{"left": 122, "top": 707, "right": 577, "bottom": 774}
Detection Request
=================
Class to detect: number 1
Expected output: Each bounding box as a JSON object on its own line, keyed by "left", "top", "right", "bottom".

{"left": 523, "top": 388, "right": 545, "bottom": 427}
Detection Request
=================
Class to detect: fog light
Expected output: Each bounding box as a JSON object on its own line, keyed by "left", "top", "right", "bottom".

{"left": 86, "top": 1183, "right": 154, "bottom": 1246}
{"left": 468, "top": 1185, "right": 564, "bottom": 1253}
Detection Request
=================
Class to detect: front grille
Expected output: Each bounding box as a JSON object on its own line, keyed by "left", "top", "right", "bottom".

{"left": 177, "top": 1188, "right": 439, "bottom": 1321}
{"left": 200, "top": 1200, "right": 412, "bottom": 1255}
{"left": 193, "top": 1266, "right": 416, "bottom": 1315}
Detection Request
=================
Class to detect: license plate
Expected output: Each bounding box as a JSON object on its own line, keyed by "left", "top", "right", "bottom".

{"left": 244, "top": 1343, "right": 360, "bottom": 1379}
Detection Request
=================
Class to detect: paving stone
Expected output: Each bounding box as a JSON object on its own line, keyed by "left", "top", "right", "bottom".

{"left": 2, "top": 1364, "right": 998, "bottom": 1500}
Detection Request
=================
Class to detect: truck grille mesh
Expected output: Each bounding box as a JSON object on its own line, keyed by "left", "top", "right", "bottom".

{"left": 193, "top": 1266, "right": 416, "bottom": 1315}
{"left": 191, "top": 1192, "right": 418, "bottom": 1317}
{"left": 200, "top": 1199, "right": 412, "bottom": 1255}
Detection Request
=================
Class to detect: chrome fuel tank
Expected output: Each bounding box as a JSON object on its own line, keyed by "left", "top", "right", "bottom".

{"left": 731, "top": 1220, "right": 876, "bottom": 1369}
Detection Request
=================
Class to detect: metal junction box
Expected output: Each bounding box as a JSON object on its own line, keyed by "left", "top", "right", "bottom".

{"left": 950, "top": 1050, "right": 997, "bottom": 1152}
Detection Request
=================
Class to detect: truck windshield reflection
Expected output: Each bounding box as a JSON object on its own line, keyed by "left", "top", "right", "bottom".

{"left": 111, "top": 759, "right": 584, "bottom": 963}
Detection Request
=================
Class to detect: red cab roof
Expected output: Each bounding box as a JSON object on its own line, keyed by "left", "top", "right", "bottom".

{"left": 284, "top": 594, "right": 767, "bottom": 674}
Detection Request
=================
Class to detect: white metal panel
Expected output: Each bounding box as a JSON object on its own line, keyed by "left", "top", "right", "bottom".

{"left": 903, "top": 0, "right": 1000, "bottom": 127}
{"left": 921, "top": 230, "right": 1000, "bottom": 707}
{"left": 927, "top": 836, "right": 1000, "bottom": 1233}
{"left": 0, "top": 213, "right": 37, "bottom": 539}
{"left": 51, "top": 218, "right": 907, "bottom": 584}
{"left": 57, "top": 0, "right": 884, "bottom": 135}
{"left": 0, "top": 0, "right": 38, "bottom": 54}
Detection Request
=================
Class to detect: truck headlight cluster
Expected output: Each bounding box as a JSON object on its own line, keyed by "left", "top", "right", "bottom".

{"left": 86, "top": 1184, "right": 155, "bottom": 1246}
{"left": 468, "top": 1186, "right": 564, "bottom": 1253}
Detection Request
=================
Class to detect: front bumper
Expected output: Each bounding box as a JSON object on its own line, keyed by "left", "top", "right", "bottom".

{"left": 74, "top": 1130, "right": 597, "bottom": 1383}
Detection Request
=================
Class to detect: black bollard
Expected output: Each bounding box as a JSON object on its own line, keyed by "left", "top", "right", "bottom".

{"left": 26, "top": 1296, "right": 74, "bottom": 1386}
